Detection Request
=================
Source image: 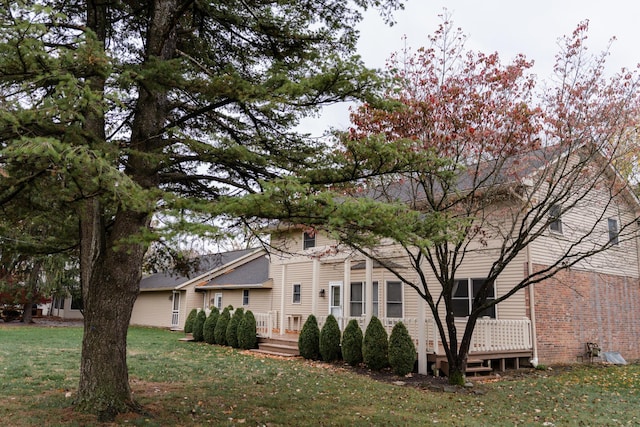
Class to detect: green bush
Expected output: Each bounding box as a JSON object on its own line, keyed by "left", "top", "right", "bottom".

{"left": 319, "top": 314, "right": 342, "bottom": 362}
{"left": 298, "top": 314, "right": 320, "bottom": 360}
{"left": 192, "top": 310, "right": 206, "bottom": 342}
{"left": 388, "top": 321, "right": 416, "bottom": 376}
{"left": 238, "top": 310, "right": 258, "bottom": 350}
{"left": 363, "top": 316, "right": 388, "bottom": 371}
{"left": 341, "top": 319, "right": 363, "bottom": 366}
{"left": 184, "top": 308, "right": 197, "bottom": 334}
{"left": 203, "top": 307, "right": 220, "bottom": 344}
{"left": 214, "top": 307, "right": 231, "bottom": 345}
{"left": 226, "top": 307, "right": 244, "bottom": 348}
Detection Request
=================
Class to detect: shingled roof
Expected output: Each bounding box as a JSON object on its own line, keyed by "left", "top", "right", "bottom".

{"left": 196, "top": 253, "right": 272, "bottom": 290}
{"left": 139, "top": 248, "right": 258, "bottom": 291}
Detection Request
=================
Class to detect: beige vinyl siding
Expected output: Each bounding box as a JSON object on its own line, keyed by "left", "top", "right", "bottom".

{"left": 131, "top": 291, "right": 174, "bottom": 328}
{"left": 529, "top": 182, "right": 639, "bottom": 278}
{"left": 182, "top": 284, "right": 204, "bottom": 329}
{"left": 283, "top": 261, "right": 313, "bottom": 316}
{"left": 271, "top": 229, "right": 528, "bottom": 326}
{"left": 205, "top": 288, "right": 274, "bottom": 313}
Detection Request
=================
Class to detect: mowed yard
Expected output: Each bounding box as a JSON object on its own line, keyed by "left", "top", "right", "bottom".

{"left": 1, "top": 325, "right": 639, "bottom": 426}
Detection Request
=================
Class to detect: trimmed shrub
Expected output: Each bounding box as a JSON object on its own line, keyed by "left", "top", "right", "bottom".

{"left": 184, "top": 308, "right": 197, "bottom": 334}
{"left": 238, "top": 310, "right": 258, "bottom": 350}
{"left": 363, "top": 316, "right": 388, "bottom": 371}
{"left": 203, "top": 307, "right": 220, "bottom": 344}
{"left": 192, "top": 310, "right": 206, "bottom": 342}
{"left": 341, "top": 319, "right": 363, "bottom": 366}
{"left": 298, "top": 314, "right": 320, "bottom": 360}
{"left": 388, "top": 321, "right": 416, "bottom": 376}
{"left": 319, "top": 314, "right": 342, "bottom": 362}
{"left": 226, "top": 307, "right": 244, "bottom": 348}
{"left": 214, "top": 307, "right": 231, "bottom": 345}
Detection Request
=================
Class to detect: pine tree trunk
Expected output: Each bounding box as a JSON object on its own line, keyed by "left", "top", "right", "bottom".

{"left": 21, "top": 259, "right": 41, "bottom": 324}
{"left": 74, "top": 200, "right": 149, "bottom": 421}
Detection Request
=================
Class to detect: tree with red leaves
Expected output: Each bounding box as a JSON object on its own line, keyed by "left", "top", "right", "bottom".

{"left": 339, "top": 17, "right": 640, "bottom": 385}
{"left": 211, "top": 17, "right": 640, "bottom": 386}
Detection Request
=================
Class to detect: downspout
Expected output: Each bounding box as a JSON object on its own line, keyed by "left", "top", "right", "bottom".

{"left": 526, "top": 243, "right": 539, "bottom": 367}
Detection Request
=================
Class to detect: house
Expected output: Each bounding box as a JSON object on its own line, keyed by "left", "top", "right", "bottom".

{"left": 132, "top": 146, "right": 640, "bottom": 375}
{"left": 49, "top": 292, "right": 83, "bottom": 320}
{"left": 131, "top": 248, "right": 272, "bottom": 330}
{"left": 263, "top": 145, "right": 640, "bottom": 373}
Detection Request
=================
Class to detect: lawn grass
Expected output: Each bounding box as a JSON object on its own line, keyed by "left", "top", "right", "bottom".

{"left": 1, "top": 325, "right": 639, "bottom": 426}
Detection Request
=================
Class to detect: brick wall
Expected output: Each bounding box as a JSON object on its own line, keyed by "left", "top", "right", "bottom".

{"left": 528, "top": 264, "right": 640, "bottom": 364}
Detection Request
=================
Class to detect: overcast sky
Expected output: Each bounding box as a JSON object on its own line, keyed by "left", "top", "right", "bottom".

{"left": 304, "top": 0, "right": 640, "bottom": 136}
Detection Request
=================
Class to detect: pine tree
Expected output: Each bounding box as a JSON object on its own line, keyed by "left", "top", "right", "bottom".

{"left": 319, "top": 314, "right": 342, "bottom": 362}
{"left": 238, "top": 310, "right": 258, "bottom": 350}
{"left": 203, "top": 307, "right": 219, "bottom": 344}
{"left": 298, "top": 314, "right": 320, "bottom": 360}
{"left": 184, "top": 309, "right": 197, "bottom": 334}
{"left": 342, "top": 319, "right": 364, "bottom": 366}
{"left": 214, "top": 307, "right": 231, "bottom": 346}
{"left": 363, "top": 316, "right": 389, "bottom": 371}
{"left": 226, "top": 307, "right": 244, "bottom": 348}
{"left": 388, "top": 321, "right": 416, "bottom": 376}
{"left": 192, "top": 310, "right": 206, "bottom": 342}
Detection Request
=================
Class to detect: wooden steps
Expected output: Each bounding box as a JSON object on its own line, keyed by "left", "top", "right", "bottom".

{"left": 252, "top": 337, "right": 300, "bottom": 357}
{"left": 436, "top": 358, "right": 493, "bottom": 377}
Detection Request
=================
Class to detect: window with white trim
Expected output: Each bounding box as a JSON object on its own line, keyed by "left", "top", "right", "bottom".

{"left": 350, "top": 282, "right": 364, "bottom": 317}
{"left": 373, "top": 281, "right": 379, "bottom": 317}
{"left": 214, "top": 293, "right": 222, "bottom": 310}
{"left": 549, "top": 204, "right": 563, "bottom": 233}
{"left": 452, "top": 278, "right": 496, "bottom": 318}
{"left": 242, "top": 289, "right": 249, "bottom": 306}
{"left": 292, "top": 283, "right": 301, "bottom": 304}
{"left": 608, "top": 218, "right": 619, "bottom": 245}
{"left": 386, "top": 281, "right": 403, "bottom": 318}
{"left": 349, "top": 281, "right": 379, "bottom": 317}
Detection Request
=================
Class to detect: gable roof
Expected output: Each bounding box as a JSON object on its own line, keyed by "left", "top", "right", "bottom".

{"left": 196, "top": 253, "right": 272, "bottom": 290}
{"left": 139, "top": 248, "right": 258, "bottom": 292}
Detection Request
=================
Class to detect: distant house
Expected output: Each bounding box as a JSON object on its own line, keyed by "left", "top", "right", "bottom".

{"left": 48, "top": 291, "right": 83, "bottom": 320}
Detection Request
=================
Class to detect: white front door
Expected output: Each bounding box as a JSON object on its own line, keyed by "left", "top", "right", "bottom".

{"left": 329, "top": 281, "right": 343, "bottom": 320}
{"left": 171, "top": 291, "right": 180, "bottom": 328}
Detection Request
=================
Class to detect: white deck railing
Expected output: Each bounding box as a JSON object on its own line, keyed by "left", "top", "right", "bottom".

{"left": 316, "top": 315, "right": 531, "bottom": 355}
{"left": 465, "top": 318, "right": 532, "bottom": 353}
{"left": 252, "top": 312, "right": 532, "bottom": 355}
{"left": 254, "top": 311, "right": 278, "bottom": 339}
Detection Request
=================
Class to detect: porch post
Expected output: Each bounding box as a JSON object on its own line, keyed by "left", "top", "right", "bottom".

{"left": 312, "top": 258, "right": 320, "bottom": 314}
{"left": 342, "top": 257, "right": 351, "bottom": 320}
{"left": 280, "top": 264, "right": 286, "bottom": 336}
{"left": 365, "top": 257, "right": 373, "bottom": 327}
{"left": 418, "top": 297, "right": 427, "bottom": 374}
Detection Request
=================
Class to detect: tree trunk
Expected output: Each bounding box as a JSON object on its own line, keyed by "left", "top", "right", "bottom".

{"left": 21, "top": 259, "right": 41, "bottom": 324}
{"left": 74, "top": 200, "right": 149, "bottom": 421}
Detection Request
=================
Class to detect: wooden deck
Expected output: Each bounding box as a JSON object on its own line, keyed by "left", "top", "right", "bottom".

{"left": 428, "top": 350, "right": 533, "bottom": 376}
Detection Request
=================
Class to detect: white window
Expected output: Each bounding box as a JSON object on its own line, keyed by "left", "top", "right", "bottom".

{"left": 242, "top": 289, "right": 249, "bottom": 306}
{"left": 549, "top": 204, "right": 563, "bottom": 233}
{"left": 214, "top": 293, "right": 222, "bottom": 310}
{"left": 386, "top": 281, "right": 403, "bottom": 318}
{"left": 350, "top": 282, "right": 364, "bottom": 317}
{"left": 350, "top": 281, "right": 379, "bottom": 317}
{"left": 373, "top": 281, "right": 379, "bottom": 318}
{"left": 608, "top": 218, "right": 619, "bottom": 245}
{"left": 452, "top": 278, "right": 496, "bottom": 318}
{"left": 303, "top": 231, "right": 316, "bottom": 249}
{"left": 292, "top": 284, "right": 301, "bottom": 304}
